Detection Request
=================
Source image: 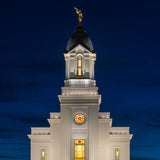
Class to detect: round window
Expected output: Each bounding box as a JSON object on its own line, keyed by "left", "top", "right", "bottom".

{"left": 74, "top": 113, "right": 85, "bottom": 124}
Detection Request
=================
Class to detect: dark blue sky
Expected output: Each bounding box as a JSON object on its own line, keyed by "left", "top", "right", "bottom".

{"left": 0, "top": 0, "right": 160, "bottom": 160}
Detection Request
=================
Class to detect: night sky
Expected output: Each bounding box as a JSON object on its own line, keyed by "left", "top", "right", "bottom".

{"left": 0, "top": 0, "right": 160, "bottom": 160}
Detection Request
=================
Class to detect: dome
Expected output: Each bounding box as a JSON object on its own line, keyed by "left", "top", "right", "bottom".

{"left": 65, "top": 24, "right": 95, "bottom": 53}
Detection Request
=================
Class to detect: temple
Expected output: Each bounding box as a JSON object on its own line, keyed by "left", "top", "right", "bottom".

{"left": 28, "top": 9, "right": 132, "bottom": 160}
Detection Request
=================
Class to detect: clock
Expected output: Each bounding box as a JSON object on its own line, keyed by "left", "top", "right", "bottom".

{"left": 74, "top": 113, "right": 85, "bottom": 124}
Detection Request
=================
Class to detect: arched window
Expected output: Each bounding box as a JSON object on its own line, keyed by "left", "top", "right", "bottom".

{"left": 41, "top": 149, "right": 45, "bottom": 160}
{"left": 77, "top": 55, "right": 82, "bottom": 76}
{"left": 115, "top": 148, "right": 120, "bottom": 160}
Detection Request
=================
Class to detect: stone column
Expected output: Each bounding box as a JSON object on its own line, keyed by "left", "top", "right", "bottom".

{"left": 61, "top": 106, "right": 71, "bottom": 160}
{"left": 88, "top": 106, "right": 99, "bottom": 160}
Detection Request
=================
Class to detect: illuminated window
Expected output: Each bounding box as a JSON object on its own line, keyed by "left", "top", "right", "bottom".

{"left": 115, "top": 148, "right": 120, "bottom": 160}
{"left": 41, "top": 149, "right": 45, "bottom": 160}
{"left": 75, "top": 139, "right": 85, "bottom": 160}
{"left": 77, "top": 56, "right": 82, "bottom": 76}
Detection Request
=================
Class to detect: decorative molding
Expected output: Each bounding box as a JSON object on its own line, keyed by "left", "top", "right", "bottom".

{"left": 110, "top": 127, "right": 130, "bottom": 135}
{"left": 30, "top": 127, "right": 50, "bottom": 135}
{"left": 109, "top": 134, "right": 133, "bottom": 141}
{"left": 99, "top": 112, "right": 110, "bottom": 119}
{"left": 64, "top": 79, "right": 96, "bottom": 88}
{"left": 61, "top": 87, "right": 98, "bottom": 95}
{"left": 50, "top": 113, "right": 61, "bottom": 119}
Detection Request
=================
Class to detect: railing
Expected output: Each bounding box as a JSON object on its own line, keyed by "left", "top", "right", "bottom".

{"left": 110, "top": 127, "right": 129, "bottom": 135}
{"left": 31, "top": 127, "right": 50, "bottom": 135}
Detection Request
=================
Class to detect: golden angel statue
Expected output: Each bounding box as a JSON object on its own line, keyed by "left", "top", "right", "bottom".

{"left": 74, "top": 7, "right": 83, "bottom": 24}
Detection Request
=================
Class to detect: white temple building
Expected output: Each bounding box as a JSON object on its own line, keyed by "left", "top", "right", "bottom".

{"left": 28, "top": 10, "right": 133, "bottom": 160}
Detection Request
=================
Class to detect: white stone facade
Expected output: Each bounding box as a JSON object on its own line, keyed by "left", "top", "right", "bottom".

{"left": 28, "top": 30, "right": 132, "bottom": 160}
{"left": 28, "top": 111, "right": 132, "bottom": 160}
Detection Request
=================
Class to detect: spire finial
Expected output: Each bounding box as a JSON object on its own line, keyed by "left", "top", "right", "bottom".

{"left": 74, "top": 7, "right": 83, "bottom": 25}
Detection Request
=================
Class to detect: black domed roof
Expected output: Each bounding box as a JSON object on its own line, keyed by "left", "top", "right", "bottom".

{"left": 65, "top": 24, "right": 94, "bottom": 53}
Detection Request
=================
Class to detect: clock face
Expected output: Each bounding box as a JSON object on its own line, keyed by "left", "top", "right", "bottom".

{"left": 74, "top": 113, "right": 85, "bottom": 124}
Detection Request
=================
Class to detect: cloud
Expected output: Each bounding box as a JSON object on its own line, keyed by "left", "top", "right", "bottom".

{"left": 1, "top": 61, "right": 63, "bottom": 73}
{"left": 132, "top": 158, "right": 158, "bottom": 160}
{"left": 0, "top": 154, "right": 29, "bottom": 160}
{"left": 146, "top": 122, "right": 160, "bottom": 128}
{"left": 0, "top": 134, "right": 19, "bottom": 139}
{"left": 141, "top": 76, "right": 160, "bottom": 88}
{"left": 111, "top": 110, "right": 136, "bottom": 126}
{"left": 0, "top": 128, "right": 21, "bottom": 139}
{"left": 0, "top": 142, "right": 29, "bottom": 146}
{"left": 121, "top": 112, "right": 135, "bottom": 122}
{"left": 96, "top": 60, "right": 130, "bottom": 70}
{"left": 0, "top": 155, "right": 17, "bottom": 159}
{"left": 0, "top": 72, "right": 37, "bottom": 103}
{"left": 149, "top": 82, "right": 160, "bottom": 87}
{"left": 0, "top": 109, "right": 49, "bottom": 129}
{"left": 145, "top": 111, "right": 160, "bottom": 129}
{"left": 9, "top": 147, "right": 29, "bottom": 151}
{"left": 19, "top": 62, "right": 63, "bottom": 73}
{"left": 0, "top": 76, "right": 37, "bottom": 91}
{"left": 9, "top": 113, "right": 49, "bottom": 127}
{"left": 0, "top": 128, "right": 14, "bottom": 134}
{"left": 0, "top": 60, "right": 63, "bottom": 103}
{"left": 0, "top": 96, "right": 19, "bottom": 103}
